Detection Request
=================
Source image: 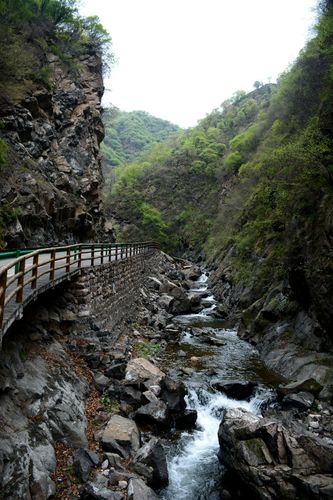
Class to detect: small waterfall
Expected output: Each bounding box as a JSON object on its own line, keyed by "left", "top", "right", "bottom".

{"left": 161, "top": 387, "right": 271, "bottom": 500}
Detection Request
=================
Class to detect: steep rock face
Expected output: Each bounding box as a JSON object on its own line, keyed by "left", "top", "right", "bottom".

{"left": 218, "top": 407, "right": 333, "bottom": 499}
{"left": 0, "top": 47, "right": 106, "bottom": 248}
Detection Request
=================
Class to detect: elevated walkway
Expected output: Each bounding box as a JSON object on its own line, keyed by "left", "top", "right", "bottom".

{"left": 0, "top": 242, "right": 158, "bottom": 340}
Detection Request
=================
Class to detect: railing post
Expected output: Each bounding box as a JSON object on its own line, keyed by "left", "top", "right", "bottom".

{"left": 50, "top": 249, "right": 55, "bottom": 281}
{"left": 115, "top": 245, "right": 118, "bottom": 261}
{"left": 91, "top": 247, "right": 94, "bottom": 267}
{"left": 125, "top": 245, "right": 128, "bottom": 259}
{"left": 78, "top": 245, "right": 82, "bottom": 269}
{"left": 14, "top": 250, "right": 20, "bottom": 274}
{"left": 101, "top": 246, "right": 104, "bottom": 265}
{"left": 31, "top": 254, "right": 38, "bottom": 289}
{"left": 66, "top": 248, "right": 71, "bottom": 273}
{"left": 16, "top": 259, "right": 25, "bottom": 303}
{"left": 0, "top": 270, "right": 7, "bottom": 329}
{"left": 109, "top": 245, "right": 112, "bottom": 262}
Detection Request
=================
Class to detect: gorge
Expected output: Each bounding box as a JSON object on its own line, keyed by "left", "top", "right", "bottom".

{"left": 0, "top": 1, "right": 333, "bottom": 499}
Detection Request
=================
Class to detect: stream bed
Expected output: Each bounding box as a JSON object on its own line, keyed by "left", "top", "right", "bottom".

{"left": 159, "top": 273, "right": 279, "bottom": 499}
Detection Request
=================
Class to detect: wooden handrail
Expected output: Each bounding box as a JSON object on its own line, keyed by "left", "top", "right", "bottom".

{"left": 0, "top": 241, "right": 159, "bottom": 332}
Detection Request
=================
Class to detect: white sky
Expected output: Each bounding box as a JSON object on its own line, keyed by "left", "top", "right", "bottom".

{"left": 80, "top": 0, "right": 318, "bottom": 128}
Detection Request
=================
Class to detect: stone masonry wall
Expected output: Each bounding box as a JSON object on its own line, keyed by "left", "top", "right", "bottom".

{"left": 68, "top": 251, "right": 160, "bottom": 331}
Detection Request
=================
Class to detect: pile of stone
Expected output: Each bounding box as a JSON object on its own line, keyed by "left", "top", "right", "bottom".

{"left": 74, "top": 356, "right": 197, "bottom": 498}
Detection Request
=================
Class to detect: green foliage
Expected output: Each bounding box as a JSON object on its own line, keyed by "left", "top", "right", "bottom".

{"left": 0, "top": 138, "right": 8, "bottom": 167}
{"left": 100, "top": 393, "right": 120, "bottom": 412}
{"left": 108, "top": 1, "right": 333, "bottom": 301}
{"left": 34, "top": 65, "right": 51, "bottom": 88}
{"left": 140, "top": 203, "right": 169, "bottom": 243}
{"left": 102, "top": 108, "right": 180, "bottom": 169}
{"left": 0, "top": 0, "right": 113, "bottom": 97}
{"left": 138, "top": 341, "right": 161, "bottom": 358}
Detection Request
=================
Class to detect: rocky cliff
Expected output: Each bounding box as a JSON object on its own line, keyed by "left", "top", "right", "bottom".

{"left": 0, "top": 46, "right": 106, "bottom": 248}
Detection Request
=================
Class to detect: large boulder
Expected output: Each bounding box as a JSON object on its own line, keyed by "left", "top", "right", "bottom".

{"left": 212, "top": 380, "right": 257, "bottom": 400}
{"left": 101, "top": 415, "right": 140, "bottom": 457}
{"left": 73, "top": 448, "right": 99, "bottom": 482}
{"left": 160, "top": 377, "right": 187, "bottom": 412}
{"left": 125, "top": 358, "right": 165, "bottom": 386}
{"left": 127, "top": 477, "right": 158, "bottom": 500}
{"left": 133, "top": 437, "right": 169, "bottom": 488}
{"left": 135, "top": 400, "right": 169, "bottom": 428}
{"left": 218, "top": 407, "right": 332, "bottom": 499}
{"left": 278, "top": 378, "right": 323, "bottom": 397}
{"left": 281, "top": 391, "right": 315, "bottom": 411}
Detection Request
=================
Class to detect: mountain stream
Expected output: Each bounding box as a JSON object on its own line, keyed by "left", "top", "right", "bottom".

{"left": 159, "top": 272, "right": 279, "bottom": 499}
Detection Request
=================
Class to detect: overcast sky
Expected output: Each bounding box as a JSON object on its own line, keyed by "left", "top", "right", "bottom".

{"left": 80, "top": 0, "right": 318, "bottom": 128}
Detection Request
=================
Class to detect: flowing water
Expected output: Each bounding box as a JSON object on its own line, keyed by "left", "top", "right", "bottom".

{"left": 159, "top": 272, "right": 279, "bottom": 500}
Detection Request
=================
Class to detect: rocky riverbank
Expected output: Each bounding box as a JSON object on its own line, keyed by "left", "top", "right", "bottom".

{"left": 0, "top": 252, "right": 202, "bottom": 498}
{"left": 1, "top": 251, "right": 332, "bottom": 499}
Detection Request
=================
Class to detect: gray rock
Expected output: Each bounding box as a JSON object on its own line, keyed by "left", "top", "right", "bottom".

{"left": 125, "top": 358, "right": 165, "bottom": 385}
{"left": 160, "top": 377, "right": 187, "bottom": 412}
{"left": 173, "top": 409, "right": 197, "bottom": 429}
{"left": 130, "top": 462, "right": 154, "bottom": 483}
{"left": 278, "top": 378, "right": 323, "bottom": 397}
{"left": 73, "top": 448, "right": 100, "bottom": 481}
{"left": 212, "top": 380, "right": 257, "bottom": 400}
{"left": 101, "top": 415, "right": 140, "bottom": 457}
{"left": 105, "top": 363, "right": 126, "bottom": 380}
{"left": 93, "top": 372, "right": 110, "bottom": 392}
{"left": 158, "top": 294, "right": 174, "bottom": 311}
{"left": 127, "top": 477, "right": 158, "bottom": 500}
{"left": 217, "top": 406, "right": 333, "bottom": 499}
{"left": 81, "top": 482, "right": 124, "bottom": 499}
{"left": 134, "top": 437, "right": 169, "bottom": 488}
{"left": 282, "top": 391, "right": 315, "bottom": 411}
{"left": 147, "top": 277, "right": 162, "bottom": 290}
{"left": 135, "top": 400, "right": 169, "bottom": 428}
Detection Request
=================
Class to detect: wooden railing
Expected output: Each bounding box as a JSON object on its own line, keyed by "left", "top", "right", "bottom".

{"left": 0, "top": 241, "right": 158, "bottom": 333}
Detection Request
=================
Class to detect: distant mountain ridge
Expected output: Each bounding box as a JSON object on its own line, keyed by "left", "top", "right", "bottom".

{"left": 101, "top": 108, "right": 181, "bottom": 169}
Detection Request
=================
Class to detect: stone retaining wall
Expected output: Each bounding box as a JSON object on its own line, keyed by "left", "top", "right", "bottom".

{"left": 68, "top": 251, "right": 160, "bottom": 331}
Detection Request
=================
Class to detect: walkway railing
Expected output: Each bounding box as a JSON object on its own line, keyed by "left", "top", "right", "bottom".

{"left": 0, "top": 241, "right": 158, "bottom": 335}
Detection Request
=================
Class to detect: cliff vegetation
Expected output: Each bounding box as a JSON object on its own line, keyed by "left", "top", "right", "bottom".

{"left": 0, "top": 0, "right": 112, "bottom": 248}
{"left": 107, "top": 0, "right": 333, "bottom": 347}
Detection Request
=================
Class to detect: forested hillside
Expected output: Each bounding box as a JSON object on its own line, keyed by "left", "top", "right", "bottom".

{"left": 101, "top": 108, "right": 180, "bottom": 169}
{"left": 107, "top": 0, "right": 333, "bottom": 337}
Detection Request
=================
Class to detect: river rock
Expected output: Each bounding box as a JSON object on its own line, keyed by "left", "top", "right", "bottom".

{"left": 212, "top": 380, "right": 257, "bottom": 400}
{"left": 81, "top": 482, "right": 124, "bottom": 499}
{"left": 127, "top": 477, "right": 158, "bottom": 500}
{"left": 278, "top": 378, "right": 323, "bottom": 397}
{"left": 134, "top": 437, "right": 169, "bottom": 488}
{"left": 135, "top": 400, "right": 169, "bottom": 427}
{"left": 160, "top": 376, "right": 187, "bottom": 412}
{"left": 183, "top": 267, "right": 202, "bottom": 281}
{"left": 173, "top": 409, "right": 197, "bottom": 429}
{"left": 125, "top": 358, "right": 165, "bottom": 385}
{"left": 281, "top": 391, "right": 315, "bottom": 411}
{"left": 101, "top": 415, "right": 140, "bottom": 457}
{"left": 158, "top": 294, "right": 174, "bottom": 312}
